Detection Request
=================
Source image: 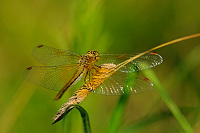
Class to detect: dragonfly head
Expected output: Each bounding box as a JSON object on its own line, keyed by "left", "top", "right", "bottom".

{"left": 86, "top": 51, "right": 99, "bottom": 63}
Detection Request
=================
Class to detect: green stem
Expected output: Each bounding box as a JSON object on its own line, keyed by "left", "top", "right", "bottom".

{"left": 53, "top": 105, "right": 91, "bottom": 133}
{"left": 143, "top": 69, "right": 194, "bottom": 133}
{"left": 105, "top": 95, "right": 129, "bottom": 133}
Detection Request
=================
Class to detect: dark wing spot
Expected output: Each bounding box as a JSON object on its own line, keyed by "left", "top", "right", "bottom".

{"left": 37, "top": 45, "right": 43, "bottom": 48}
{"left": 26, "top": 67, "right": 32, "bottom": 70}
{"left": 143, "top": 77, "right": 150, "bottom": 82}
{"left": 150, "top": 52, "right": 158, "bottom": 55}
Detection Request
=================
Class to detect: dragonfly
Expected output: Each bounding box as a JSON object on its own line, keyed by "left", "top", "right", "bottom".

{"left": 24, "top": 45, "right": 162, "bottom": 122}
{"left": 24, "top": 45, "right": 162, "bottom": 100}
{"left": 23, "top": 33, "right": 200, "bottom": 123}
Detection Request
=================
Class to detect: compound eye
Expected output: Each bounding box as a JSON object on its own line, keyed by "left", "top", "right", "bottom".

{"left": 94, "top": 51, "right": 99, "bottom": 56}
{"left": 94, "top": 52, "right": 99, "bottom": 61}
{"left": 87, "top": 51, "right": 91, "bottom": 54}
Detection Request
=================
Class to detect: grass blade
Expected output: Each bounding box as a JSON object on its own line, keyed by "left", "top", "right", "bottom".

{"left": 105, "top": 95, "right": 129, "bottom": 133}
{"left": 53, "top": 104, "right": 91, "bottom": 133}
{"left": 143, "top": 69, "right": 194, "bottom": 133}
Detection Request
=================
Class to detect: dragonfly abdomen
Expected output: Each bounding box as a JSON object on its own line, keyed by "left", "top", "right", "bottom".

{"left": 53, "top": 83, "right": 93, "bottom": 122}
{"left": 55, "top": 66, "right": 85, "bottom": 100}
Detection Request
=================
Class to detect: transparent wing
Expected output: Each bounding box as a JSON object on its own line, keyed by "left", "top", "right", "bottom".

{"left": 23, "top": 64, "right": 79, "bottom": 90}
{"left": 92, "top": 52, "right": 161, "bottom": 95}
{"left": 32, "top": 45, "right": 81, "bottom": 66}
{"left": 93, "top": 70, "right": 153, "bottom": 95}
{"left": 97, "top": 52, "right": 163, "bottom": 73}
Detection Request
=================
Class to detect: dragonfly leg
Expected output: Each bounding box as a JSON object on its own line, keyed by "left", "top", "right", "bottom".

{"left": 84, "top": 70, "right": 89, "bottom": 83}
{"left": 94, "top": 65, "right": 101, "bottom": 72}
{"left": 53, "top": 83, "right": 92, "bottom": 123}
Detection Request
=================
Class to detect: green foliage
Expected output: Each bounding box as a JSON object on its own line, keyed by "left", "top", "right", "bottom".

{"left": 143, "top": 69, "right": 194, "bottom": 133}
{"left": 0, "top": 0, "right": 200, "bottom": 133}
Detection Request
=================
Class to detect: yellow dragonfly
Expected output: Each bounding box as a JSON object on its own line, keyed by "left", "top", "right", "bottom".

{"left": 24, "top": 45, "right": 162, "bottom": 99}
{"left": 23, "top": 33, "right": 200, "bottom": 123}
{"left": 24, "top": 45, "right": 162, "bottom": 121}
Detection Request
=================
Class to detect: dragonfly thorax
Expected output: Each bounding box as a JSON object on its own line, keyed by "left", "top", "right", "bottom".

{"left": 79, "top": 51, "right": 99, "bottom": 67}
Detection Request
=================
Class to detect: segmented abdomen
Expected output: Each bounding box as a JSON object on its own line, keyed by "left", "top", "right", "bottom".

{"left": 53, "top": 64, "right": 114, "bottom": 122}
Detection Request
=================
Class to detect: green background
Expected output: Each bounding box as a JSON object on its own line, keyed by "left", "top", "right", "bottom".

{"left": 0, "top": 0, "right": 200, "bottom": 133}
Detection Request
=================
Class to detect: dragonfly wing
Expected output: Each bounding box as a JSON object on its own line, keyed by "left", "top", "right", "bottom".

{"left": 24, "top": 64, "right": 79, "bottom": 90}
{"left": 32, "top": 45, "right": 81, "bottom": 66}
{"left": 92, "top": 70, "right": 153, "bottom": 95}
{"left": 97, "top": 52, "right": 163, "bottom": 72}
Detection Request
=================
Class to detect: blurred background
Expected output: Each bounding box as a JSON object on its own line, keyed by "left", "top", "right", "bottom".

{"left": 0, "top": 0, "right": 200, "bottom": 133}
